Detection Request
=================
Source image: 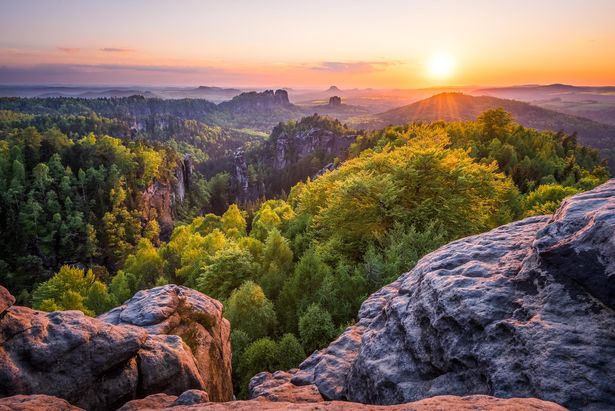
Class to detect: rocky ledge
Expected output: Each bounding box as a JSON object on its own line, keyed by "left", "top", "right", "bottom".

{"left": 251, "top": 180, "right": 615, "bottom": 410}
{"left": 0, "top": 285, "right": 231, "bottom": 410}
{"left": 16, "top": 392, "right": 561, "bottom": 411}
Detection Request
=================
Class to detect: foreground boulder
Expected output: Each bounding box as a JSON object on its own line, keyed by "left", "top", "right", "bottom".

{"left": 252, "top": 180, "right": 615, "bottom": 410}
{"left": 99, "top": 285, "right": 232, "bottom": 402}
{"left": 116, "top": 389, "right": 209, "bottom": 410}
{"left": 0, "top": 285, "right": 231, "bottom": 410}
{"left": 109, "top": 392, "right": 566, "bottom": 410}
{"left": 0, "top": 394, "right": 83, "bottom": 411}
{"left": 249, "top": 371, "right": 324, "bottom": 402}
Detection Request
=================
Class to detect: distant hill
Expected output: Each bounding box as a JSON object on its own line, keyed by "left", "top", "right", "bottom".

{"left": 472, "top": 84, "right": 615, "bottom": 125}
{"left": 370, "top": 93, "right": 615, "bottom": 149}
{"left": 350, "top": 92, "right": 615, "bottom": 170}
{"left": 475, "top": 84, "right": 615, "bottom": 100}
{"left": 78, "top": 89, "right": 158, "bottom": 98}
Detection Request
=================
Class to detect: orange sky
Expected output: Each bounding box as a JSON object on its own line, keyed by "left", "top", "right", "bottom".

{"left": 1, "top": 0, "right": 614, "bottom": 87}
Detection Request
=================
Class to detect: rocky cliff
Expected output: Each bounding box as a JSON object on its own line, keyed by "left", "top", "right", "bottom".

{"left": 219, "top": 89, "right": 292, "bottom": 112}
{"left": 271, "top": 126, "right": 354, "bottom": 170}
{"left": 0, "top": 285, "right": 231, "bottom": 410}
{"left": 100, "top": 285, "right": 233, "bottom": 402}
{"left": 251, "top": 180, "right": 615, "bottom": 410}
{"left": 142, "top": 154, "right": 194, "bottom": 238}
{"left": 230, "top": 115, "right": 355, "bottom": 203}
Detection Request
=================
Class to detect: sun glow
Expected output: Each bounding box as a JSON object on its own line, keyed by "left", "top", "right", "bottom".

{"left": 427, "top": 53, "right": 456, "bottom": 80}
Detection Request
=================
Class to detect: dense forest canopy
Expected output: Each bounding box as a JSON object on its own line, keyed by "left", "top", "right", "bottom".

{"left": 0, "top": 101, "right": 609, "bottom": 397}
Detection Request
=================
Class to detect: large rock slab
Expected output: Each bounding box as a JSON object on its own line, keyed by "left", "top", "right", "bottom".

{"left": 249, "top": 371, "right": 324, "bottom": 402}
{"left": 253, "top": 180, "right": 615, "bottom": 410}
{"left": 534, "top": 182, "right": 615, "bottom": 309}
{"left": 113, "top": 394, "right": 566, "bottom": 410}
{"left": 0, "top": 285, "right": 231, "bottom": 410}
{"left": 0, "top": 394, "right": 84, "bottom": 411}
{"left": 117, "top": 389, "right": 209, "bottom": 410}
{"left": 99, "top": 285, "right": 232, "bottom": 401}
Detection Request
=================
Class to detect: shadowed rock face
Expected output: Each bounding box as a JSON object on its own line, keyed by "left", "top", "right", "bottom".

{"left": 0, "top": 285, "right": 231, "bottom": 410}
{"left": 99, "top": 285, "right": 233, "bottom": 402}
{"left": 252, "top": 180, "right": 615, "bottom": 411}
{"left": 0, "top": 286, "right": 14, "bottom": 316}
{"left": 272, "top": 128, "right": 354, "bottom": 170}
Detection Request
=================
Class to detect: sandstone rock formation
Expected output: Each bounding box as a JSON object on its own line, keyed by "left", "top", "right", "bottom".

{"left": 0, "top": 285, "right": 14, "bottom": 316}
{"left": 99, "top": 285, "right": 233, "bottom": 402}
{"left": 272, "top": 127, "right": 354, "bottom": 170}
{"left": 252, "top": 180, "right": 615, "bottom": 410}
{"left": 117, "top": 389, "right": 209, "bottom": 410}
{"left": 233, "top": 148, "right": 265, "bottom": 203}
{"left": 219, "top": 89, "right": 292, "bottom": 112}
{"left": 0, "top": 394, "right": 84, "bottom": 411}
{"left": 95, "top": 394, "right": 566, "bottom": 410}
{"left": 0, "top": 285, "right": 231, "bottom": 410}
{"left": 249, "top": 371, "right": 324, "bottom": 403}
{"left": 142, "top": 154, "right": 193, "bottom": 239}
{"left": 328, "top": 96, "right": 342, "bottom": 106}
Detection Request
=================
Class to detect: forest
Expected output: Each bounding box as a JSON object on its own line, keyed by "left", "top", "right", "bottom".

{"left": 0, "top": 102, "right": 609, "bottom": 397}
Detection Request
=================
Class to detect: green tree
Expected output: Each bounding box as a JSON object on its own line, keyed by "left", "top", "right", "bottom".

{"left": 275, "top": 333, "right": 305, "bottom": 371}
{"left": 122, "top": 238, "right": 164, "bottom": 290}
{"left": 221, "top": 204, "right": 247, "bottom": 238}
{"left": 225, "top": 281, "right": 277, "bottom": 341}
{"left": 196, "top": 244, "right": 255, "bottom": 300}
{"left": 523, "top": 184, "right": 581, "bottom": 216}
{"left": 237, "top": 338, "right": 278, "bottom": 398}
{"left": 259, "top": 228, "right": 294, "bottom": 300}
{"left": 298, "top": 303, "right": 337, "bottom": 354}
{"left": 277, "top": 248, "right": 331, "bottom": 332}
{"left": 32, "top": 265, "right": 111, "bottom": 316}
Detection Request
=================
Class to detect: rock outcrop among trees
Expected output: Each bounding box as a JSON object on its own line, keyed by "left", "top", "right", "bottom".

{"left": 100, "top": 285, "right": 233, "bottom": 402}
{"left": 0, "top": 285, "right": 231, "bottom": 410}
{"left": 251, "top": 180, "right": 615, "bottom": 410}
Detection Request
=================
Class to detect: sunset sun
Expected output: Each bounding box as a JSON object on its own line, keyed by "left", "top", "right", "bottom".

{"left": 427, "top": 53, "right": 456, "bottom": 79}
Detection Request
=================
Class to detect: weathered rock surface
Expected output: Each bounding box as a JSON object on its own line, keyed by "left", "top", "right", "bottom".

{"left": 104, "top": 394, "right": 566, "bottom": 410}
{"left": 99, "top": 285, "right": 233, "bottom": 402}
{"left": 219, "top": 89, "right": 292, "bottom": 112}
{"left": 0, "top": 285, "right": 231, "bottom": 410}
{"left": 272, "top": 126, "right": 354, "bottom": 170}
{"left": 249, "top": 371, "right": 324, "bottom": 403}
{"left": 0, "top": 285, "right": 14, "bottom": 315}
{"left": 0, "top": 394, "right": 84, "bottom": 411}
{"left": 117, "top": 393, "right": 178, "bottom": 411}
{"left": 173, "top": 389, "right": 210, "bottom": 405}
{"left": 141, "top": 154, "right": 193, "bottom": 239}
{"left": 251, "top": 180, "right": 615, "bottom": 410}
{"left": 118, "top": 389, "right": 210, "bottom": 410}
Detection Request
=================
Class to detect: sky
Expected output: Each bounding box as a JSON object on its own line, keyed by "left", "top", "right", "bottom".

{"left": 1, "top": 0, "right": 614, "bottom": 88}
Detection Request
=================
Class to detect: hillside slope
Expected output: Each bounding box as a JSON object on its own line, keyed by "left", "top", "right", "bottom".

{"left": 352, "top": 92, "right": 615, "bottom": 169}
{"left": 368, "top": 93, "right": 615, "bottom": 149}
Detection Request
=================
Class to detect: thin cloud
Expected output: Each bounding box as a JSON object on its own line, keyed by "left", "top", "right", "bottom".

{"left": 100, "top": 48, "right": 135, "bottom": 53}
{"left": 0, "top": 63, "right": 239, "bottom": 84}
{"left": 305, "top": 61, "right": 402, "bottom": 74}
{"left": 57, "top": 47, "right": 81, "bottom": 53}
